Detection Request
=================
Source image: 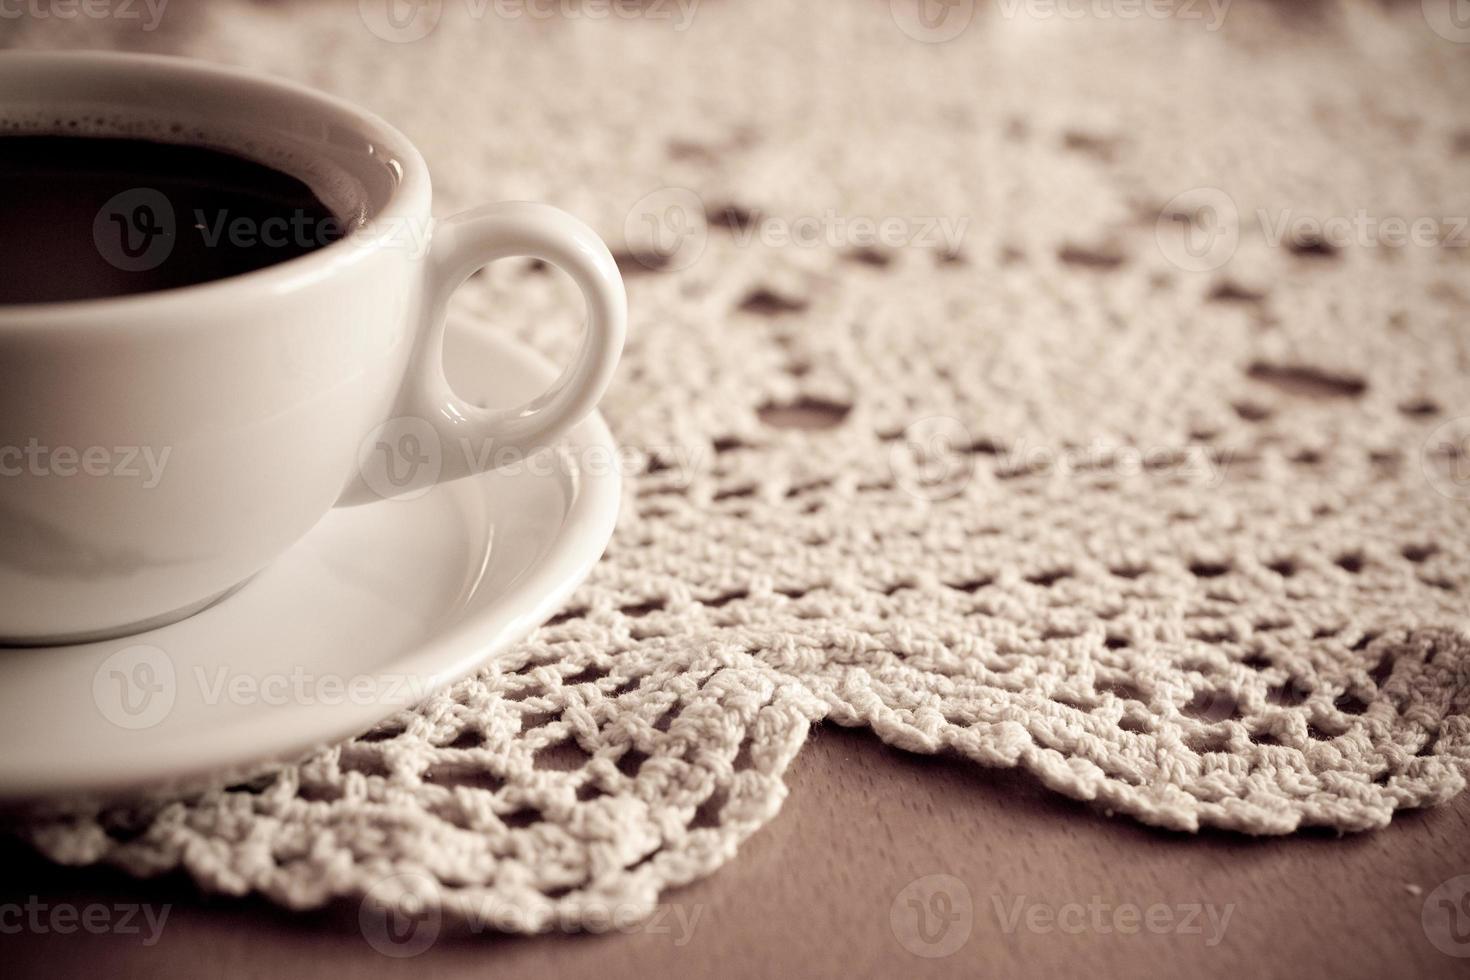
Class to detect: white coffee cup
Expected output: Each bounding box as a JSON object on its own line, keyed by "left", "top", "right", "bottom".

{"left": 0, "top": 52, "right": 626, "bottom": 645}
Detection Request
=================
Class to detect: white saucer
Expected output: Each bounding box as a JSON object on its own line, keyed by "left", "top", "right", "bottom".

{"left": 0, "top": 321, "right": 621, "bottom": 803}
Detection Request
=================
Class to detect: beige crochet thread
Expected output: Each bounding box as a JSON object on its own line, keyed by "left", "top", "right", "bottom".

{"left": 9, "top": 0, "right": 1470, "bottom": 933}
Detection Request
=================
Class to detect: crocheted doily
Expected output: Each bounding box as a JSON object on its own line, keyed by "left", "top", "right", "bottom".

{"left": 10, "top": 0, "right": 1470, "bottom": 933}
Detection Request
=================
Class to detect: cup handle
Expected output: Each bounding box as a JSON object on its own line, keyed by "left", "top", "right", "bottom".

{"left": 341, "top": 202, "right": 626, "bottom": 505}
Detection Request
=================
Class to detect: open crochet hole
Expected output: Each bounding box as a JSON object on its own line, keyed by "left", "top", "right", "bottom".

{"left": 1267, "top": 559, "right": 1297, "bottom": 578}
{"left": 1188, "top": 560, "right": 1232, "bottom": 579}
{"left": 1208, "top": 280, "right": 1268, "bottom": 304}
{"left": 518, "top": 709, "right": 558, "bottom": 730}
{"left": 1402, "top": 543, "right": 1437, "bottom": 563}
{"left": 1183, "top": 689, "right": 1241, "bottom": 722}
{"left": 502, "top": 807, "right": 542, "bottom": 830}
{"left": 1399, "top": 398, "right": 1440, "bottom": 418}
{"left": 616, "top": 747, "right": 650, "bottom": 778}
{"left": 337, "top": 752, "right": 389, "bottom": 779}
{"left": 1307, "top": 720, "right": 1348, "bottom": 741}
{"left": 705, "top": 202, "right": 755, "bottom": 233}
{"left": 620, "top": 599, "right": 666, "bottom": 618}
{"left": 712, "top": 435, "right": 747, "bottom": 453}
{"left": 1096, "top": 680, "right": 1143, "bottom": 702}
{"left": 1104, "top": 635, "right": 1130, "bottom": 650}
{"left": 1247, "top": 729, "right": 1283, "bottom": 747}
{"left": 736, "top": 287, "right": 808, "bottom": 316}
{"left": 758, "top": 398, "right": 850, "bottom": 430}
{"left": 1232, "top": 401, "right": 1273, "bottom": 422}
{"left": 845, "top": 247, "right": 891, "bottom": 268}
{"left": 357, "top": 723, "right": 406, "bottom": 743}
{"left": 1334, "top": 552, "right": 1366, "bottom": 574}
{"left": 1060, "top": 129, "right": 1119, "bottom": 161}
{"left": 1246, "top": 362, "right": 1367, "bottom": 399}
{"left": 1056, "top": 242, "right": 1126, "bottom": 270}
{"left": 713, "top": 484, "right": 758, "bottom": 501}
{"left": 545, "top": 606, "right": 588, "bottom": 627}
{"left": 690, "top": 788, "right": 728, "bottom": 831}
{"left": 611, "top": 249, "right": 673, "bottom": 276}
{"left": 443, "top": 729, "right": 485, "bottom": 750}
{"left": 424, "top": 766, "right": 505, "bottom": 793}
{"left": 1186, "top": 729, "right": 1232, "bottom": 754}
{"left": 1026, "top": 568, "right": 1072, "bottom": 587}
{"left": 1267, "top": 680, "right": 1308, "bottom": 707}
{"left": 1108, "top": 564, "right": 1147, "bottom": 580}
{"left": 1286, "top": 235, "right": 1339, "bottom": 259}
{"left": 535, "top": 739, "right": 594, "bottom": 772}
{"left": 1334, "top": 693, "right": 1371, "bottom": 715}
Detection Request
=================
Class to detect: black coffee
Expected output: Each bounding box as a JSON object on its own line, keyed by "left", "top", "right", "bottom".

{"left": 0, "top": 135, "right": 347, "bottom": 304}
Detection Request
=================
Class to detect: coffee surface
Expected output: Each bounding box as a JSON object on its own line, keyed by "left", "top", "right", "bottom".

{"left": 0, "top": 135, "right": 345, "bottom": 304}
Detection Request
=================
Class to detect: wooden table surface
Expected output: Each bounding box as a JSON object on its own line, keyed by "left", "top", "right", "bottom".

{"left": 6, "top": 722, "right": 1468, "bottom": 979}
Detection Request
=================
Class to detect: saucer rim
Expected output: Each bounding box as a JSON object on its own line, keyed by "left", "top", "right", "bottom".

{"left": 0, "top": 325, "right": 621, "bottom": 803}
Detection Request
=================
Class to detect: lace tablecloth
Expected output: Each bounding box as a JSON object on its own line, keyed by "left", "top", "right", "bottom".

{"left": 10, "top": 0, "right": 1470, "bottom": 933}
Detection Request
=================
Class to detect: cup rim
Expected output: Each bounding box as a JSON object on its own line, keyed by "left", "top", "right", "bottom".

{"left": 0, "top": 51, "right": 432, "bottom": 325}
